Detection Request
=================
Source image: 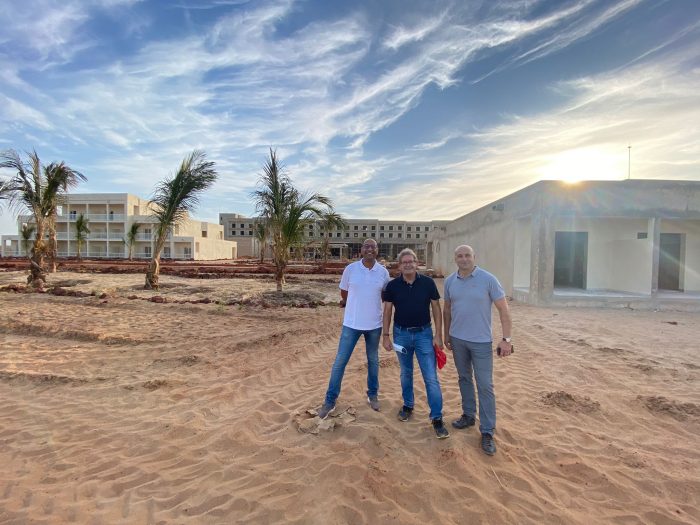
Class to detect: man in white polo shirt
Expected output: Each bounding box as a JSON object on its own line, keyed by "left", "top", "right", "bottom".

{"left": 443, "top": 245, "right": 513, "bottom": 455}
{"left": 318, "top": 238, "right": 390, "bottom": 419}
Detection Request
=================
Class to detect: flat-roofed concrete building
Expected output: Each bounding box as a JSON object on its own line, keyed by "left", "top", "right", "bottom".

{"left": 220, "top": 213, "right": 449, "bottom": 260}
{"left": 428, "top": 180, "right": 700, "bottom": 309}
{"left": 2, "top": 193, "right": 237, "bottom": 260}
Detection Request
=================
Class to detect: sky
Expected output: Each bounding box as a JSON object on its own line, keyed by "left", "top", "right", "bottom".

{"left": 1, "top": 0, "right": 699, "bottom": 234}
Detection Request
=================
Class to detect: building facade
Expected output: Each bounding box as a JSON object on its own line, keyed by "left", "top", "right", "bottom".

{"left": 220, "top": 213, "right": 449, "bottom": 260}
{"left": 1, "top": 193, "right": 237, "bottom": 260}
{"left": 428, "top": 180, "right": 700, "bottom": 309}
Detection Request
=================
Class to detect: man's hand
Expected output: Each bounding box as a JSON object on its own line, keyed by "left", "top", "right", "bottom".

{"left": 496, "top": 341, "right": 513, "bottom": 358}
{"left": 433, "top": 336, "right": 443, "bottom": 349}
{"left": 382, "top": 335, "right": 393, "bottom": 352}
{"left": 444, "top": 339, "right": 452, "bottom": 352}
{"left": 338, "top": 299, "right": 346, "bottom": 308}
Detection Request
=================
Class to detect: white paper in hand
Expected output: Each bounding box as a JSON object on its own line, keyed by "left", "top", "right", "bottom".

{"left": 392, "top": 343, "right": 407, "bottom": 354}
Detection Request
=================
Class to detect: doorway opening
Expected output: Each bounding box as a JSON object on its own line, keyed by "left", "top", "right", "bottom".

{"left": 659, "top": 233, "right": 683, "bottom": 291}
{"left": 554, "top": 231, "right": 588, "bottom": 289}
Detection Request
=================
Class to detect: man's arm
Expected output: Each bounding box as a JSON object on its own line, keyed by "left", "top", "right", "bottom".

{"left": 339, "top": 289, "right": 348, "bottom": 307}
{"left": 494, "top": 297, "right": 513, "bottom": 357}
{"left": 431, "top": 299, "right": 443, "bottom": 348}
{"left": 382, "top": 301, "right": 394, "bottom": 352}
{"left": 443, "top": 299, "right": 452, "bottom": 350}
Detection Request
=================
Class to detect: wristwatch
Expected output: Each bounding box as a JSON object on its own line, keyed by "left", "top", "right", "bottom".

{"left": 502, "top": 337, "right": 512, "bottom": 343}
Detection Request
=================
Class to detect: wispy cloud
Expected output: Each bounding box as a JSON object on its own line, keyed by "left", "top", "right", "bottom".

{"left": 383, "top": 13, "right": 446, "bottom": 50}
{"left": 0, "top": 95, "right": 53, "bottom": 131}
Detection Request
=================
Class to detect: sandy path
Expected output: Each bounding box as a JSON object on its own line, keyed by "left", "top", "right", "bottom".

{"left": 0, "top": 271, "right": 698, "bottom": 524}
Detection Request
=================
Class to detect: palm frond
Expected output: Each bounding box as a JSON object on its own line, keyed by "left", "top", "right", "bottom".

{"left": 253, "top": 220, "right": 268, "bottom": 241}
{"left": 319, "top": 211, "right": 347, "bottom": 231}
{"left": 75, "top": 213, "right": 91, "bottom": 236}
{"left": 0, "top": 178, "right": 12, "bottom": 204}
{"left": 126, "top": 222, "right": 140, "bottom": 243}
{"left": 42, "top": 162, "right": 87, "bottom": 216}
{"left": 0, "top": 149, "right": 86, "bottom": 219}
{"left": 149, "top": 150, "right": 217, "bottom": 242}
{"left": 0, "top": 149, "right": 38, "bottom": 215}
{"left": 251, "top": 148, "right": 295, "bottom": 221}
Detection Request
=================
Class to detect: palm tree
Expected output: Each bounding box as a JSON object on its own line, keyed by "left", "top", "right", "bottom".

{"left": 318, "top": 211, "right": 347, "bottom": 268}
{"left": 253, "top": 221, "right": 268, "bottom": 263}
{"left": 123, "top": 222, "right": 140, "bottom": 261}
{"left": 145, "top": 150, "right": 217, "bottom": 290}
{"left": 74, "top": 213, "right": 90, "bottom": 260}
{"left": 0, "top": 149, "right": 86, "bottom": 287}
{"left": 251, "top": 149, "right": 334, "bottom": 291}
{"left": 20, "top": 223, "right": 36, "bottom": 258}
{"left": 45, "top": 163, "right": 86, "bottom": 272}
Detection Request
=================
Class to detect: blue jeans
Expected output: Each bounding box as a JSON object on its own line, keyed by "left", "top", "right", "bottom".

{"left": 324, "top": 325, "right": 382, "bottom": 405}
{"left": 450, "top": 337, "right": 496, "bottom": 435}
{"left": 394, "top": 325, "right": 443, "bottom": 420}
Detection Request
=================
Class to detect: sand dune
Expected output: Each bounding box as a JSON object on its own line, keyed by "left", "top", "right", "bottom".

{"left": 0, "top": 270, "right": 698, "bottom": 524}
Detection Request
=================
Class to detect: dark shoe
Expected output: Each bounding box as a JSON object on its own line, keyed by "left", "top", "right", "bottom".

{"left": 317, "top": 403, "right": 336, "bottom": 420}
{"left": 367, "top": 396, "right": 380, "bottom": 411}
{"left": 397, "top": 405, "right": 413, "bottom": 421}
{"left": 432, "top": 419, "right": 450, "bottom": 439}
{"left": 481, "top": 433, "right": 496, "bottom": 455}
{"left": 451, "top": 414, "right": 476, "bottom": 429}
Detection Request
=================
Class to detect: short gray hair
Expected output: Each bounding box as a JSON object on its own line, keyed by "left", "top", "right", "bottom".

{"left": 398, "top": 248, "right": 417, "bottom": 262}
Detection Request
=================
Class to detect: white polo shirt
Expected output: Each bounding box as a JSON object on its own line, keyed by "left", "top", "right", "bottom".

{"left": 339, "top": 260, "right": 390, "bottom": 330}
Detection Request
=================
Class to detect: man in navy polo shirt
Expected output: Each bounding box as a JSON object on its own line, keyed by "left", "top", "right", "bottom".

{"left": 317, "top": 238, "right": 390, "bottom": 420}
{"left": 382, "top": 248, "right": 449, "bottom": 439}
{"left": 443, "top": 244, "right": 513, "bottom": 455}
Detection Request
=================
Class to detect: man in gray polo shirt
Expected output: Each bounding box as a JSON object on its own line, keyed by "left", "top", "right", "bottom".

{"left": 443, "top": 245, "right": 512, "bottom": 455}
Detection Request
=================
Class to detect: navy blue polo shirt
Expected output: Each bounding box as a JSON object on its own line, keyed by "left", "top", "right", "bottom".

{"left": 384, "top": 273, "right": 440, "bottom": 327}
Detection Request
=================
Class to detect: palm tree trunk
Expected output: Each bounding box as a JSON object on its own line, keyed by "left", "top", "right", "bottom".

{"left": 272, "top": 235, "right": 287, "bottom": 291}
{"left": 145, "top": 235, "right": 167, "bottom": 290}
{"left": 275, "top": 264, "right": 285, "bottom": 292}
{"left": 28, "top": 221, "right": 47, "bottom": 288}
{"left": 145, "top": 256, "right": 161, "bottom": 290}
{"left": 48, "top": 224, "right": 57, "bottom": 273}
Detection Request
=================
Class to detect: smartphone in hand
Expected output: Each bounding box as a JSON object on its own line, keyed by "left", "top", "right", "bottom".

{"left": 497, "top": 345, "right": 514, "bottom": 356}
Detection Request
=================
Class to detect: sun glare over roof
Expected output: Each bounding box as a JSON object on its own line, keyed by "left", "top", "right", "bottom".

{"left": 539, "top": 148, "right": 625, "bottom": 184}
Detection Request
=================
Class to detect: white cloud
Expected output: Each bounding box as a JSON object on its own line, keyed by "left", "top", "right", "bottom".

{"left": 383, "top": 13, "right": 446, "bottom": 50}
{"left": 0, "top": 95, "right": 53, "bottom": 130}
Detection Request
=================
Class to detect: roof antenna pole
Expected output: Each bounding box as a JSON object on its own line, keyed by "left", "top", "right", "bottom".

{"left": 627, "top": 145, "right": 631, "bottom": 180}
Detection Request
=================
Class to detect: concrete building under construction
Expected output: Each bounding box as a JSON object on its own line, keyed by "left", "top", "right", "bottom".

{"left": 428, "top": 180, "right": 700, "bottom": 310}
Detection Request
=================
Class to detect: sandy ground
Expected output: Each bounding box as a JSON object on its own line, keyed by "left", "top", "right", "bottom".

{"left": 0, "top": 270, "right": 698, "bottom": 524}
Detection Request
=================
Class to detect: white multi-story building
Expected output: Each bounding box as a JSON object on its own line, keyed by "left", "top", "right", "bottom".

{"left": 220, "top": 213, "right": 449, "bottom": 260}
{"left": 1, "top": 193, "right": 236, "bottom": 260}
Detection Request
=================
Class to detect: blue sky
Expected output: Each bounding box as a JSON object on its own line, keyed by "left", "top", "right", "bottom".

{"left": 1, "top": 0, "right": 699, "bottom": 234}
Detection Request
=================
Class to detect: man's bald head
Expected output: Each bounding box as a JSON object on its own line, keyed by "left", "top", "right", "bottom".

{"left": 454, "top": 244, "right": 476, "bottom": 274}
{"left": 454, "top": 245, "right": 474, "bottom": 256}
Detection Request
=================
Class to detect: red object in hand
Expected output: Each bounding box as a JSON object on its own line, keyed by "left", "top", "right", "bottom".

{"left": 434, "top": 344, "right": 447, "bottom": 370}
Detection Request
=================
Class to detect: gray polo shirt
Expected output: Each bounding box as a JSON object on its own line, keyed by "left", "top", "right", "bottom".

{"left": 444, "top": 266, "right": 505, "bottom": 343}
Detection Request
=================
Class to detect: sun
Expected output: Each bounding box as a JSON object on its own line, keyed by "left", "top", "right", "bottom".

{"left": 539, "top": 147, "right": 624, "bottom": 184}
